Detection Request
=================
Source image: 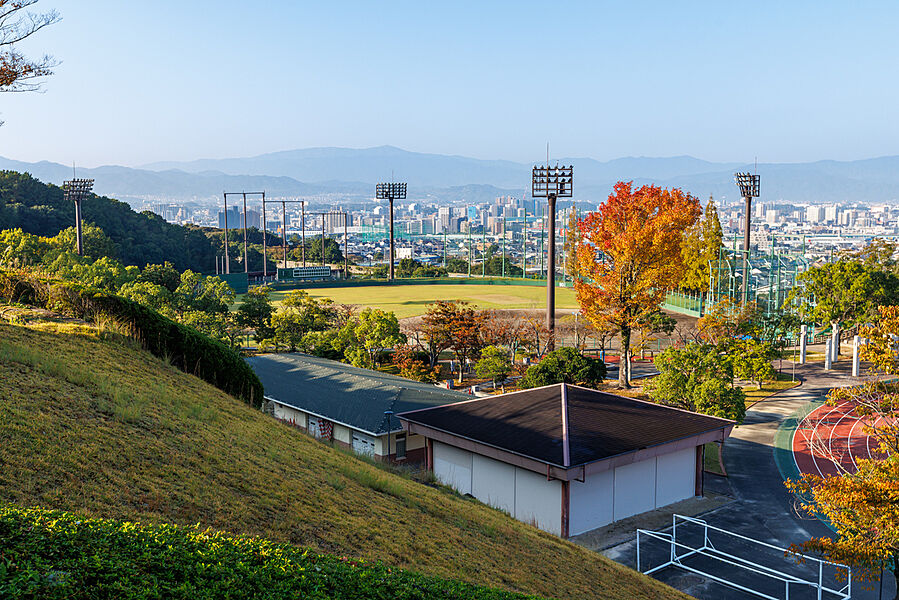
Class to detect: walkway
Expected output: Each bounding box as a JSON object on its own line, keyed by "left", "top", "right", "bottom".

{"left": 601, "top": 357, "right": 892, "bottom": 599}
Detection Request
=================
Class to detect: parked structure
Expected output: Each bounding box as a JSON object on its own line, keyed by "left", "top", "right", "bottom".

{"left": 247, "top": 353, "right": 467, "bottom": 461}
{"left": 398, "top": 384, "right": 733, "bottom": 538}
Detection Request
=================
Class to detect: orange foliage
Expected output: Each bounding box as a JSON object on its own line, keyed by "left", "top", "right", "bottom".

{"left": 574, "top": 182, "right": 700, "bottom": 387}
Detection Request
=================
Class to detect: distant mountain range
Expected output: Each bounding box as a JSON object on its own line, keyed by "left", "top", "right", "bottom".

{"left": 3, "top": 146, "right": 899, "bottom": 204}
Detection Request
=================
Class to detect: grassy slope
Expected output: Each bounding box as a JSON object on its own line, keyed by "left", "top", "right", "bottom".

{"left": 0, "top": 314, "right": 686, "bottom": 600}
{"left": 266, "top": 283, "right": 579, "bottom": 318}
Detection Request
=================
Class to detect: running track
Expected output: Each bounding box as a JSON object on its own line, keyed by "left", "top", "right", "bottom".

{"left": 792, "top": 400, "right": 886, "bottom": 477}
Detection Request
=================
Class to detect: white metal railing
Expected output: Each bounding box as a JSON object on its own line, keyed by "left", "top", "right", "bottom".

{"left": 636, "top": 514, "right": 851, "bottom": 600}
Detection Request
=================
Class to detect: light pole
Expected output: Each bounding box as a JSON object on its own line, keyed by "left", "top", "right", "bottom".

{"left": 532, "top": 164, "right": 573, "bottom": 351}
{"left": 375, "top": 182, "right": 407, "bottom": 281}
{"left": 734, "top": 172, "right": 760, "bottom": 304}
{"left": 62, "top": 178, "right": 94, "bottom": 256}
{"left": 384, "top": 410, "right": 394, "bottom": 461}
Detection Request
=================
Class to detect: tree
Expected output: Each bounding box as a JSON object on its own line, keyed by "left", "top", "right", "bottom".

{"left": 476, "top": 345, "right": 513, "bottom": 390}
{"left": 481, "top": 310, "right": 529, "bottom": 362}
{"left": 0, "top": 1, "right": 59, "bottom": 95}
{"left": 393, "top": 345, "right": 440, "bottom": 382}
{"left": 419, "top": 300, "right": 483, "bottom": 383}
{"left": 339, "top": 308, "right": 405, "bottom": 369}
{"left": 0, "top": 227, "right": 50, "bottom": 267}
{"left": 680, "top": 199, "right": 723, "bottom": 294}
{"left": 270, "top": 290, "right": 335, "bottom": 352}
{"left": 575, "top": 182, "right": 701, "bottom": 388}
{"left": 633, "top": 310, "right": 676, "bottom": 360}
{"left": 788, "top": 259, "right": 899, "bottom": 354}
{"left": 731, "top": 338, "right": 776, "bottom": 389}
{"left": 237, "top": 285, "right": 275, "bottom": 342}
{"left": 697, "top": 297, "right": 760, "bottom": 344}
{"left": 50, "top": 223, "right": 118, "bottom": 262}
{"left": 784, "top": 307, "right": 899, "bottom": 594}
{"left": 786, "top": 455, "right": 899, "bottom": 593}
{"left": 117, "top": 280, "right": 175, "bottom": 315}
{"left": 644, "top": 342, "right": 746, "bottom": 422}
{"left": 174, "top": 270, "right": 234, "bottom": 315}
{"left": 299, "top": 238, "right": 344, "bottom": 264}
{"left": 138, "top": 261, "right": 181, "bottom": 292}
{"left": 520, "top": 347, "right": 606, "bottom": 389}
{"left": 841, "top": 238, "right": 899, "bottom": 275}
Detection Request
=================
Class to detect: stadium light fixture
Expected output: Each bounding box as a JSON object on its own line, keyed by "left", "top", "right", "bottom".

{"left": 62, "top": 178, "right": 95, "bottom": 257}
{"left": 375, "top": 182, "right": 407, "bottom": 281}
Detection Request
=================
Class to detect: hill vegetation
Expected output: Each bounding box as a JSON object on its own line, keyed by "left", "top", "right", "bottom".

{"left": 0, "top": 170, "right": 219, "bottom": 272}
{"left": 0, "top": 308, "right": 686, "bottom": 600}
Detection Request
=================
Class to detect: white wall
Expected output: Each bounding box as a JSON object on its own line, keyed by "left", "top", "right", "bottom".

{"left": 569, "top": 469, "right": 614, "bottom": 536}
{"left": 514, "top": 467, "right": 562, "bottom": 535}
{"left": 432, "top": 442, "right": 562, "bottom": 535}
{"left": 471, "top": 454, "right": 516, "bottom": 514}
{"left": 655, "top": 447, "right": 696, "bottom": 508}
{"left": 433, "top": 442, "right": 473, "bottom": 495}
{"left": 613, "top": 457, "right": 657, "bottom": 521}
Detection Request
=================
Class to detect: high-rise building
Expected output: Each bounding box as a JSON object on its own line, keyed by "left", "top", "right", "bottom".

{"left": 805, "top": 205, "right": 824, "bottom": 223}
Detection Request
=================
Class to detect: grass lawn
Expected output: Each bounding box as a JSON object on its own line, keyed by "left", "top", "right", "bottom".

{"left": 265, "top": 283, "right": 580, "bottom": 318}
{"left": 0, "top": 310, "right": 686, "bottom": 600}
{"left": 741, "top": 371, "right": 801, "bottom": 406}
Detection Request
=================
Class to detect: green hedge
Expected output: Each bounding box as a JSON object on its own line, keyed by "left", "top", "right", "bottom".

{"left": 0, "top": 270, "right": 262, "bottom": 407}
{"left": 0, "top": 505, "right": 542, "bottom": 600}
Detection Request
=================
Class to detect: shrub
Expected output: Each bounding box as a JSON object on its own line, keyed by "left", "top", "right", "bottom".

{"left": 0, "top": 505, "right": 540, "bottom": 600}
{"left": 0, "top": 270, "right": 262, "bottom": 407}
{"left": 519, "top": 347, "right": 606, "bottom": 389}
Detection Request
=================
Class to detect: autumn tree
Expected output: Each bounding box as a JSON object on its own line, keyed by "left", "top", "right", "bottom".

{"left": 0, "top": 1, "right": 59, "bottom": 96}
{"left": 575, "top": 182, "right": 701, "bottom": 388}
{"left": 420, "top": 300, "right": 483, "bottom": 383}
{"left": 564, "top": 205, "right": 578, "bottom": 282}
{"left": 680, "top": 198, "right": 723, "bottom": 295}
{"left": 785, "top": 306, "right": 899, "bottom": 594}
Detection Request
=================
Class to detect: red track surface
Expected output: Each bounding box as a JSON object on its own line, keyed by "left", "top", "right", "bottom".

{"left": 792, "top": 400, "right": 886, "bottom": 477}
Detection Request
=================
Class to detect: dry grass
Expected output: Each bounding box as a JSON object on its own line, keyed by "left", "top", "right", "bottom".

{"left": 0, "top": 310, "right": 687, "bottom": 600}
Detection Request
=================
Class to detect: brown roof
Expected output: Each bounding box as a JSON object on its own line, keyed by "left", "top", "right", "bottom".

{"left": 398, "top": 383, "right": 733, "bottom": 468}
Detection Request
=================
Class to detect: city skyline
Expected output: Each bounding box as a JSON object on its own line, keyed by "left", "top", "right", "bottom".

{"left": 2, "top": 1, "right": 899, "bottom": 167}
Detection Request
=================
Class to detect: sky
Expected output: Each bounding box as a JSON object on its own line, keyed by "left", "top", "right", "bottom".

{"left": 1, "top": 1, "right": 898, "bottom": 168}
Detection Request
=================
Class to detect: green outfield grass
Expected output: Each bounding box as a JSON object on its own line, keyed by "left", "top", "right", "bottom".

{"left": 268, "top": 282, "right": 580, "bottom": 318}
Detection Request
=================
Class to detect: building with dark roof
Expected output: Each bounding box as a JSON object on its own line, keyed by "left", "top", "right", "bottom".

{"left": 398, "top": 383, "right": 734, "bottom": 537}
{"left": 246, "top": 353, "right": 469, "bottom": 461}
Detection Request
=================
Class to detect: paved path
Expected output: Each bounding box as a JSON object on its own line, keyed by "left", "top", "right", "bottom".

{"left": 603, "top": 358, "right": 892, "bottom": 599}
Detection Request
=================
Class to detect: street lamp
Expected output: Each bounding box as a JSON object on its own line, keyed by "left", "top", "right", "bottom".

{"left": 384, "top": 410, "right": 395, "bottom": 460}
{"left": 734, "top": 172, "right": 760, "bottom": 303}
{"left": 375, "top": 182, "right": 407, "bottom": 281}
{"left": 532, "top": 165, "right": 573, "bottom": 350}
{"left": 62, "top": 178, "right": 94, "bottom": 256}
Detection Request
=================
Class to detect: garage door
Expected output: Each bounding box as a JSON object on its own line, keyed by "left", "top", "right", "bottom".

{"left": 352, "top": 432, "right": 376, "bottom": 456}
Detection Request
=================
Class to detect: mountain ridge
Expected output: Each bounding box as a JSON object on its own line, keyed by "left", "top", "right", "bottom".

{"left": 4, "top": 147, "right": 899, "bottom": 203}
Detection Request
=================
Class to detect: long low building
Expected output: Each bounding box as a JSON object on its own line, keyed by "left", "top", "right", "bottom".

{"left": 398, "top": 383, "right": 734, "bottom": 538}
{"left": 246, "top": 352, "right": 469, "bottom": 462}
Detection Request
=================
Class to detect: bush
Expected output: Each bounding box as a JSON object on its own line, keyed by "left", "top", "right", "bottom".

{"left": 0, "top": 505, "right": 540, "bottom": 600}
{"left": 519, "top": 347, "right": 606, "bottom": 389}
{"left": 644, "top": 342, "right": 745, "bottom": 422}
{"left": 0, "top": 269, "right": 262, "bottom": 407}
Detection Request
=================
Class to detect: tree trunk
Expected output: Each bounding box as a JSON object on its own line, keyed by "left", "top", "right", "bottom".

{"left": 619, "top": 327, "right": 632, "bottom": 389}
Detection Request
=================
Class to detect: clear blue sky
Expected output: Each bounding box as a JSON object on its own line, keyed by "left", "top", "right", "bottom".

{"left": 2, "top": 1, "right": 897, "bottom": 167}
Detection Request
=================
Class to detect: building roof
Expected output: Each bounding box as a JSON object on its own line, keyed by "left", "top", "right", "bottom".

{"left": 398, "top": 383, "right": 733, "bottom": 468}
{"left": 246, "top": 353, "right": 468, "bottom": 436}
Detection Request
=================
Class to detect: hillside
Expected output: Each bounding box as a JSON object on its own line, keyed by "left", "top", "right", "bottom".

{"left": 0, "top": 308, "right": 687, "bottom": 600}
{"left": 0, "top": 171, "right": 219, "bottom": 272}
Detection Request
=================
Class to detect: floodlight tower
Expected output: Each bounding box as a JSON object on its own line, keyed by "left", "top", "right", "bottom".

{"left": 734, "top": 172, "right": 760, "bottom": 304}
{"left": 532, "top": 165, "right": 573, "bottom": 350}
{"left": 375, "top": 182, "right": 407, "bottom": 281}
{"left": 62, "top": 178, "right": 94, "bottom": 256}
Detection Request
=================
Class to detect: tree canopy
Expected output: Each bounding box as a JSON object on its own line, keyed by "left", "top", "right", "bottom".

{"left": 680, "top": 199, "right": 723, "bottom": 294}
{"left": 574, "top": 181, "right": 701, "bottom": 388}
{"left": 519, "top": 347, "right": 606, "bottom": 389}
{"left": 0, "top": 0, "right": 59, "bottom": 94}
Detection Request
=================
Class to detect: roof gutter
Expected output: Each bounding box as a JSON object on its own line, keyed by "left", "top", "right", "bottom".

{"left": 265, "top": 395, "right": 401, "bottom": 438}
